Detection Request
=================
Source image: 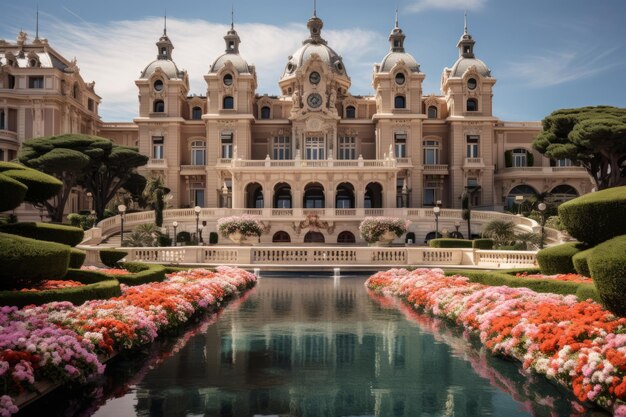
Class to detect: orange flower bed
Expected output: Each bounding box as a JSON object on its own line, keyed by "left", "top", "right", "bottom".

{"left": 20, "top": 280, "right": 85, "bottom": 292}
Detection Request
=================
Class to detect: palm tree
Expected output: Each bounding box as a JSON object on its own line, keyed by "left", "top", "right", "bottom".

{"left": 514, "top": 231, "right": 542, "bottom": 250}
{"left": 482, "top": 220, "right": 516, "bottom": 247}
{"left": 141, "top": 176, "right": 170, "bottom": 227}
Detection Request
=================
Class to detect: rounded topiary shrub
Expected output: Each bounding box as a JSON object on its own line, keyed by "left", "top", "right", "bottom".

{"left": 1, "top": 168, "right": 62, "bottom": 204}
{"left": 177, "top": 231, "right": 191, "bottom": 244}
{"left": 536, "top": 242, "right": 586, "bottom": 275}
{"left": 429, "top": 238, "right": 473, "bottom": 248}
{"left": 588, "top": 235, "right": 626, "bottom": 316}
{"left": 472, "top": 238, "right": 494, "bottom": 250}
{"left": 0, "top": 222, "right": 84, "bottom": 247}
{"left": 69, "top": 247, "right": 87, "bottom": 269}
{"left": 0, "top": 172, "right": 27, "bottom": 212}
{"left": 558, "top": 186, "right": 626, "bottom": 246}
{"left": 0, "top": 232, "right": 70, "bottom": 289}
{"left": 99, "top": 249, "right": 128, "bottom": 268}
{"left": 572, "top": 247, "right": 594, "bottom": 278}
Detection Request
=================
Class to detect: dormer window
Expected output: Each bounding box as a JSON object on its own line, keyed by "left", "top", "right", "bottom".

{"left": 346, "top": 106, "right": 356, "bottom": 119}
{"left": 154, "top": 100, "right": 165, "bottom": 113}
{"left": 192, "top": 106, "right": 202, "bottom": 120}
{"left": 29, "top": 59, "right": 38, "bottom": 67}
{"left": 153, "top": 79, "right": 164, "bottom": 92}
{"left": 466, "top": 98, "right": 478, "bottom": 112}
{"left": 223, "top": 96, "right": 234, "bottom": 110}
{"left": 394, "top": 95, "right": 406, "bottom": 109}
{"left": 395, "top": 73, "right": 406, "bottom": 85}
{"left": 427, "top": 106, "right": 438, "bottom": 119}
{"left": 223, "top": 74, "right": 233, "bottom": 86}
{"left": 467, "top": 78, "right": 477, "bottom": 90}
{"left": 261, "top": 106, "right": 271, "bottom": 119}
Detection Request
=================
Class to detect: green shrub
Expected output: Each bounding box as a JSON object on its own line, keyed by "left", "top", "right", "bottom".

{"left": 0, "top": 173, "right": 27, "bottom": 212}
{"left": 158, "top": 235, "right": 172, "bottom": 247}
{"left": 0, "top": 232, "right": 70, "bottom": 289}
{"left": 472, "top": 239, "right": 494, "bottom": 250}
{"left": 572, "top": 247, "right": 594, "bottom": 278}
{"left": 177, "top": 231, "right": 191, "bottom": 244}
{"left": 588, "top": 235, "right": 626, "bottom": 316}
{"left": 429, "top": 238, "right": 473, "bottom": 248}
{"left": 69, "top": 248, "right": 86, "bottom": 268}
{"left": 0, "top": 161, "right": 27, "bottom": 172}
{"left": 0, "top": 222, "right": 84, "bottom": 247}
{"left": 67, "top": 213, "right": 96, "bottom": 230}
{"left": 536, "top": 242, "right": 585, "bottom": 275}
{"left": 0, "top": 269, "right": 121, "bottom": 307}
{"left": 209, "top": 232, "right": 218, "bottom": 245}
{"left": 1, "top": 168, "right": 62, "bottom": 204}
{"left": 116, "top": 262, "right": 166, "bottom": 286}
{"left": 558, "top": 186, "right": 626, "bottom": 246}
{"left": 99, "top": 249, "right": 128, "bottom": 268}
{"left": 575, "top": 283, "right": 601, "bottom": 304}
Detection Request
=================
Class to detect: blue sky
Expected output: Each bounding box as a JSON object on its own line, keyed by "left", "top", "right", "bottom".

{"left": 2, "top": 0, "right": 625, "bottom": 122}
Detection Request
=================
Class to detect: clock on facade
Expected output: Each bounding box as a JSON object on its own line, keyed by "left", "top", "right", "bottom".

{"left": 309, "top": 71, "right": 321, "bottom": 85}
{"left": 307, "top": 93, "right": 322, "bottom": 108}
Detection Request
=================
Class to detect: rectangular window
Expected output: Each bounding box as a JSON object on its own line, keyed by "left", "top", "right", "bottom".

{"left": 152, "top": 136, "right": 164, "bottom": 160}
{"left": 466, "top": 135, "right": 479, "bottom": 158}
{"left": 88, "top": 99, "right": 94, "bottom": 112}
{"left": 0, "top": 111, "right": 4, "bottom": 130}
{"left": 423, "top": 188, "right": 436, "bottom": 206}
{"left": 191, "top": 148, "right": 205, "bottom": 165}
{"left": 423, "top": 140, "right": 440, "bottom": 165}
{"left": 512, "top": 151, "right": 527, "bottom": 167}
{"left": 338, "top": 136, "right": 356, "bottom": 160}
{"left": 394, "top": 133, "right": 407, "bottom": 158}
{"left": 28, "top": 76, "right": 44, "bottom": 89}
{"left": 272, "top": 136, "right": 291, "bottom": 160}
{"left": 221, "top": 132, "right": 233, "bottom": 159}
{"left": 305, "top": 137, "right": 325, "bottom": 160}
{"left": 556, "top": 158, "right": 573, "bottom": 167}
{"left": 190, "top": 188, "right": 205, "bottom": 208}
{"left": 8, "top": 75, "right": 15, "bottom": 89}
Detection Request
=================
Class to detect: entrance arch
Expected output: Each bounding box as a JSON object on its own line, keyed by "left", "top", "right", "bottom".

{"left": 550, "top": 184, "right": 579, "bottom": 204}
{"left": 365, "top": 182, "right": 383, "bottom": 209}
{"left": 244, "top": 183, "right": 263, "bottom": 209}
{"left": 272, "top": 231, "right": 291, "bottom": 243}
{"left": 303, "top": 182, "right": 325, "bottom": 209}
{"left": 274, "top": 183, "right": 292, "bottom": 208}
{"left": 336, "top": 183, "right": 355, "bottom": 208}
{"left": 337, "top": 231, "right": 356, "bottom": 244}
{"left": 505, "top": 184, "right": 538, "bottom": 211}
{"left": 304, "top": 231, "right": 325, "bottom": 243}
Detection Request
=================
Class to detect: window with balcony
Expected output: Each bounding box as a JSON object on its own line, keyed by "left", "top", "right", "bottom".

{"left": 512, "top": 148, "right": 528, "bottom": 167}
{"left": 467, "top": 98, "right": 478, "bottom": 112}
{"left": 29, "top": 76, "right": 44, "bottom": 89}
{"left": 223, "top": 96, "right": 234, "bottom": 110}
{"left": 345, "top": 106, "right": 356, "bottom": 119}
{"left": 191, "top": 140, "right": 206, "bottom": 165}
{"left": 305, "top": 137, "right": 325, "bottom": 160}
{"left": 427, "top": 106, "right": 438, "bottom": 119}
{"left": 221, "top": 132, "right": 233, "bottom": 159}
{"left": 272, "top": 136, "right": 291, "bottom": 160}
{"left": 423, "top": 188, "right": 436, "bottom": 206}
{"left": 190, "top": 186, "right": 205, "bottom": 208}
{"left": 466, "top": 135, "right": 479, "bottom": 158}
{"left": 338, "top": 136, "right": 356, "bottom": 160}
{"left": 261, "top": 106, "right": 271, "bottom": 119}
{"left": 556, "top": 158, "right": 573, "bottom": 167}
{"left": 152, "top": 136, "right": 164, "bottom": 160}
{"left": 394, "top": 95, "right": 406, "bottom": 109}
{"left": 423, "top": 140, "right": 440, "bottom": 165}
{"left": 153, "top": 100, "right": 165, "bottom": 113}
{"left": 192, "top": 106, "right": 202, "bottom": 120}
{"left": 394, "top": 133, "right": 407, "bottom": 158}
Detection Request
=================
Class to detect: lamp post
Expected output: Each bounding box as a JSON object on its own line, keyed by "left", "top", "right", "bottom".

{"left": 198, "top": 225, "right": 204, "bottom": 245}
{"left": 172, "top": 221, "right": 178, "bottom": 247}
{"left": 90, "top": 210, "right": 96, "bottom": 228}
{"left": 433, "top": 206, "right": 441, "bottom": 239}
{"left": 538, "top": 202, "right": 547, "bottom": 249}
{"left": 515, "top": 195, "right": 524, "bottom": 215}
{"left": 118, "top": 204, "right": 126, "bottom": 246}
{"left": 194, "top": 206, "right": 201, "bottom": 245}
{"left": 454, "top": 221, "right": 461, "bottom": 238}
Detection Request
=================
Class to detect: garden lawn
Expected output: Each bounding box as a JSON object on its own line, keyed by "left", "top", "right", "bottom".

{"left": 0, "top": 266, "right": 256, "bottom": 416}
{"left": 366, "top": 268, "right": 626, "bottom": 416}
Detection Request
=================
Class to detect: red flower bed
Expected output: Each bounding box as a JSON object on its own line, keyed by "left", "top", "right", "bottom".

{"left": 19, "top": 280, "right": 85, "bottom": 292}
{"left": 515, "top": 272, "right": 592, "bottom": 283}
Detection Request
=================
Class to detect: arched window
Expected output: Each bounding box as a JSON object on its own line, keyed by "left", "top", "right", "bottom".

{"left": 467, "top": 98, "right": 478, "bottom": 112}
{"left": 303, "top": 183, "right": 325, "bottom": 209}
{"left": 245, "top": 183, "right": 264, "bottom": 209}
{"left": 191, "top": 140, "right": 206, "bottom": 165}
{"left": 427, "top": 106, "right": 438, "bottom": 119}
{"left": 505, "top": 184, "right": 538, "bottom": 211}
{"left": 223, "top": 74, "right": 233, "bottom": 86}
{"left": 261, "top": 106, "right": 271, "bottom": 119}
{"left": 153, "top": 100, "right": 165, "bottom": 113}
{"left": 337, "top": 231, "right": 356, "bottom": 244}
{"left": 304, "top": 231, "right": 325, "bottom": 243}
{"left": 345, "top": 106, "right": 356, "bottom": 119}
{"left": 272, "top": 231, "right": 291, "bottom": 243}
{"left": 394, "top": 95, "right": 406, "bottom": 109}
{"left": 223, "top": 96, "right": 234, "bottom": 110}
{"left": 336, "top": 183, "right": 355, "bottom": 208}
{"left": 192, "top": 106, "right": 202, "bottom": 120}
{"left": 274, "top": 183, "right": 292, "bottom": 208}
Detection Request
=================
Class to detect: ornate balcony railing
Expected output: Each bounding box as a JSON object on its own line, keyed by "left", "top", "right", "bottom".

{"left": 216, "top": 157, "right": 409, "bottom": 170}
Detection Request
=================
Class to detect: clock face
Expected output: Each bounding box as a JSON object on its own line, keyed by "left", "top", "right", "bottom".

{"left": 307, "top": 93, "right": 322, "bottom": 108}
{"left": 309, "top": 71, "right": 321, "bottom": 85}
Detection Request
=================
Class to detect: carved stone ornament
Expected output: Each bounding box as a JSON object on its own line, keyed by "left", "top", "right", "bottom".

{"left": 292, "top": 214, "right": 335, "bottom": 235}
{"left": 306, "top": 117, "right": 323, "bottom": 132}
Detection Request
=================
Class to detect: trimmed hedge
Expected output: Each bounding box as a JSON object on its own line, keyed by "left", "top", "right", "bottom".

{"left": 536, "top": 242, "right": 585, "bottom": 275}
{"left": 69, "top": 248, "right": 86, "bottom": 269}
{"left": 1, "top": 168, "right": 62, "bottom": 204}
{"left": 572, "top": 247, "right": 594, "bottom": 278}
{"left": 472, "top": 238, "right": 494, "bottom": 250}
{"left": 0, "top": 232, "right": 70, "bottom": 288}
{"left": 558, "top": 186, "right": 626, "bottom": 246}
{"left": 0, "top": 173, "right": 27, "bottom": 212}
{"left": 588, "top": 235, "right": 626, "bottom": 316}
{"left": 99, "top": 249, "right": 128, "bottom": 268}
{"left": 0, "top": 269, "right": 121, "bottom": 307}
{"left": 0, "top": 222, "right": 84, "bottom": 247}
{"left": 429, "top": 238, "right": 473, "bottom": 248}
{"left": 116, "top": 262, "right": 166, "bottom": 286}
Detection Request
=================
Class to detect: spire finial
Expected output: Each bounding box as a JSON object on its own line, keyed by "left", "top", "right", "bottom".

{"left": 163, "top": 9, "right": 167, "bottom": 35}
{"left": 231, "top": 5, "right": 234, "bottom": 30}
{"left": 313, "top": 0, "right": 317, "bottom": 17}
{"left": 395, "top": 7, "right": 399, "bottom": 28}
{"left": 464, "top": 10, "right": 468, "bottom": 34}
{"left": 35, "top": 4, "right": 39, "bottom": 40}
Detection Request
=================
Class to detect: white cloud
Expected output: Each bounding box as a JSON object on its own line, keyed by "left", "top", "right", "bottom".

{"left": 37, "top": 16, "right": 385, "bottom": 121}
{"left": 407, "top": 0, "right": 487, "bottom": 13}
{"left": 502, "top": 46, "right": 621, "bottom": 88}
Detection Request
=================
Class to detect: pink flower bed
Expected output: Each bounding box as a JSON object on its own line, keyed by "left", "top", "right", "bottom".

{"left": 0, "top": 266, "right": 256, "bottom": 416}
{"left": 80, "top": 266, "right": 131, "bottom": 276}
{"left": 366, "top": 268, "right": 626, "bottom": 416}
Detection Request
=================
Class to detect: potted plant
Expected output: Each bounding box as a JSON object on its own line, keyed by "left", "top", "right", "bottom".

{"left": 359, "top": 217, "right": 410, "bottom": 246}
{"left": 217, "top": 215, "right": 264, "bottom": 245}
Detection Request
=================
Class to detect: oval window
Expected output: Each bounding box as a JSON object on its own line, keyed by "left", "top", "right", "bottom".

{"left": 395, "top": 73, "right": 406, "bottom": 85}
{"left": 467, "top": 78, "right": 477, "bottom": 90}
{"left": 153, "top": 79, "right": 163, "bottom": 92}
{"left": 223, "top": 74, "right": 233, "bottom": 86}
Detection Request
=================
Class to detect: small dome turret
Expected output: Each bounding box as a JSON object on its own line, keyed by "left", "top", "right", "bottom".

{"left": 448, "top": 13, "right": 491, "bottom": 78}
{"left": 140, "top": 18, "right": 184, "bottom": 79}
{"left": 209, "top": 22, "right": 252, "bottom": 74}
{"left": 377, "top": 12, "right": 420, "bottom": 73}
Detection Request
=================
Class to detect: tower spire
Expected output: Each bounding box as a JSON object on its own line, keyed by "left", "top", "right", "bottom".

{"left": 395, "top": 7, "right": 399, "bottom": 28}
{"left": 314, "top": 0, "right": 317, "bottom": 17}
{"left": 464, "top": 10, "right": 468, "bottom": 34}
{"left": 231, "top": 5, "right": 234, "bottom": 30}
{"left": 163, "top": 9, "right": 167, "bottom": 35}
{"left": 35, "top": 4, "right": 39, "bottom": 40}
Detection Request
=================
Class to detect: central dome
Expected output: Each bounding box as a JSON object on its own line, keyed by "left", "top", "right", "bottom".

{"left": 281, "top": 14, "right": 348, "bottom": 79}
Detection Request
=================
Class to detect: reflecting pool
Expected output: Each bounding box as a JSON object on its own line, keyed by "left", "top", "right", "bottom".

{"left": 21, "top": 275, "right": 606, "bottom": 417}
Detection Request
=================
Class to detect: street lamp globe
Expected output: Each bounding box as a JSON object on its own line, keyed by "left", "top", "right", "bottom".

{"left": 538, "top": 202, "right": 547, "bottom": 212}
{"left": 118, "top": 204, "right": 126, "bottom": 214}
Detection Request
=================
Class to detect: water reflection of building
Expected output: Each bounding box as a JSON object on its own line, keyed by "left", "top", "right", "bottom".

{"left": 133, "top": 278, "right": 499, "bottom": 417}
